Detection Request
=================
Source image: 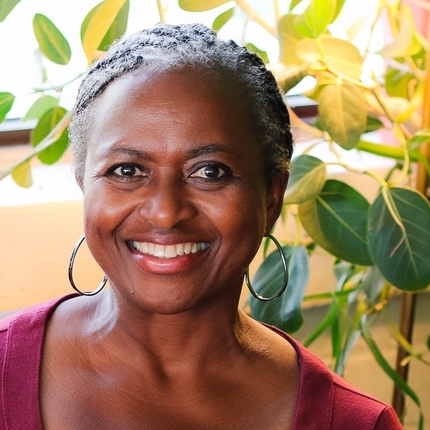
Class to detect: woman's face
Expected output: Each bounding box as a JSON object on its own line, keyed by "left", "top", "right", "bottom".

{"left": 81, "top": 67, "right": 286, "bottom": 314}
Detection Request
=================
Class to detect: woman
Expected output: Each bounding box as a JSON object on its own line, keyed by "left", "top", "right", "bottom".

{"left": 0, "top": 23, "right": 402, "bottom": 429}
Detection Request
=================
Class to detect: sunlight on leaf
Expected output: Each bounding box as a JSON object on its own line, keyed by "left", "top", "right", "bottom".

{"left": 212, "top": 7, "right": 234, "bottom": 31}
{"left": 0, "top": 92, "right": 15, "bottom": 123}
{"left": 11, "top": 160, "right": 33, "bottom": 188}
{"left": 23, "top": 95, "right": 59, "bottom": 121}
{"left": 295, "top": 0, "right": 336, "bottom": 38}
{"left": 179, "top": 0, "right": 230, "bottom": 12}
{"left": 278, "top": 14, "right": 305, "bottom": 66}
{"left": 33, "top": 14, "right": 71, "bottom": 65}
{"left": 0, "top": 0, "right": 20, "bottom": 22}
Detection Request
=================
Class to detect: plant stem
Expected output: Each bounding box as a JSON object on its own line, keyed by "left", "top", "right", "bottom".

{"left": 156, "top": 0, "right": 167, "bottom": 23}
{"left": 235, "top": 0, "right": 277, "bottom": 37}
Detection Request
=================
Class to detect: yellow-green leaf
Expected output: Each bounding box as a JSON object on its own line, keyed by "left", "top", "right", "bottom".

{"left": 318, "top": 82, "right": 367, "bottom": 149}
{"left": 212, "top": 7, "right": 234, "bottom": 31}
{"left": 33, "top": 14, "right": 71, "bottom": 65}
{"left": 178, "top": 0, "right": 230, "bottom": 12}
{"left": 278, "top": 14, "right": 305, "bottom": 66}
{"left": 23, "top": 95, "right": 59, "bottom": 121}
{"left": 297, "top": 35, "right": 363, "bottom": 81}
{"left": 0, "top": 92, "right": 15, "bottom": 123}
{"left": 11, "top": 160, "right": 33, "bottom": 188}
{"left": 0, "top": 0, "right": 20, "bottom": 22}
{"left": 294, "top": 0, "right": 336, "bottom": 39}
{"left": 82, "top": 0, "right": 128, "bottom": 64}
{"left": 246, "top": 43, "right": 268, "bottom": 64}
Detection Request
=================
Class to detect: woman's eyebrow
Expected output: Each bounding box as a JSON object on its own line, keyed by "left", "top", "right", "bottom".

{"left": 187, "top": 144, "right": 230, "bottom": 158}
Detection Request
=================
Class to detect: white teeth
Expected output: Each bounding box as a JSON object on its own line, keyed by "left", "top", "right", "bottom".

{"left": 132, "top": 241, "right": 209, "bottom": 259}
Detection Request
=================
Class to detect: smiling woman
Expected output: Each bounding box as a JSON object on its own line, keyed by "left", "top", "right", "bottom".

{"left": 0, "top": 22, "right": 403, "bottom": 429}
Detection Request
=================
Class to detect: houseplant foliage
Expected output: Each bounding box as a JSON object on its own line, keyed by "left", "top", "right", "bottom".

{"left": 0, "top": 0, "right": 429, "bottom": 426}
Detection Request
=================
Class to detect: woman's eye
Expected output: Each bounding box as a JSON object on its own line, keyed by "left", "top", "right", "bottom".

{"left": 191, "top": 165, "right": 228, "bottom": 180}
{"left": 110, "top": 164, "right": 145, "bottom": 178}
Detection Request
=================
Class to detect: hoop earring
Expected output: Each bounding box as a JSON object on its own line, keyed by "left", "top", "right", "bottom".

{"left": 245, "top": 234, "right": 289, "bottom": 302}
{"left": 68, "top": 234, "right": 108, "bottom": 296}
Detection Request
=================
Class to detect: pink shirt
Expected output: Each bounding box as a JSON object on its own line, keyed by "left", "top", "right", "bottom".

{"left": 0, "top": 295, "right": 402, "bottom": 429}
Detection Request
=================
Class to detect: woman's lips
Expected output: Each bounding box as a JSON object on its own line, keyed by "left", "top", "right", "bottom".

{"left": 131, "top": 241, "right": 210, "bottom": 259}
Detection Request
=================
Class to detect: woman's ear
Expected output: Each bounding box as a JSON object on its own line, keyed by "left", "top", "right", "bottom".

{"left": 264, "top": 174, "right": 288, "bottom": 236}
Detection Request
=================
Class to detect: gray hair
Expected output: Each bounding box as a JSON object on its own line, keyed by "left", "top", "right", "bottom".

{"left": 68, "top": 23, "right": 293, "bottom": 181}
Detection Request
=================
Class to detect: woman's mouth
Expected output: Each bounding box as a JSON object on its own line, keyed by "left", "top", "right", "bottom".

{"left": 131, "top": 241, "right": 210, "bottom": 259}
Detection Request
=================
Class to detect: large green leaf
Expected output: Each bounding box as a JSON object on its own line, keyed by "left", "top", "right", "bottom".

{"left": 0, "top": 0, "right": 20, "bottom": 22}
{"left": 212, "top": 7, "right": 234, "bottom": 31}
{"left": 284, "top": 155, "right": 326, "bottom": 204}
{"left": 297, "top": 35, "right": 363, "bottom": 81}
{"left": 33, "top": 14, "right": 71, "bottom": 65}
{"left": 178, "top": 0, "right": 230, "bottom": 12}
{"left": 250, "top": 245, "right": 309, "bottom": 333}
{"left": 81, "top": 0, "right": 129, "bottom": 52}
{"left": 294, "top": 0, "right": 336, "bottom": 39}
{"left": 0, "top": 92, "right": 15, "bottom": 123}
{"left": 82, "top": 0, "right": 128, "bottom": 64}
{"left": 368, "top": 188, "right": 430, "bottom": 291}
{"left": 23, "top": 95, "right": 59, "bottom": 122}
{"left": 299, "top": 179, "right": 373, "bottom": 265}
{"left": 278, "top": 14, "right": 305, "bottom": 66}
{"left": 31, "top": 107, "right": 69, "bottom": 164}
{"left": 318, "top": 82, "right": 367, "bottom": 149}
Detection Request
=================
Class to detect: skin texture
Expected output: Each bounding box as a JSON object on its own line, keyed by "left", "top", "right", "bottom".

{"left": 40, "top": 68, "right": 299, "bottom": 429}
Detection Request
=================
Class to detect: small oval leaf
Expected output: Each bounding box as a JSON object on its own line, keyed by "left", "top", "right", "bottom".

{"left": 23, "top": 95, "right": 59, "bottom": 121}
{"left": 318, "top": 82, "right": 367, "bottom": 149}
{"left": 299, "top": 179, "right": 373, "bottom": 265}
{"left": 368, "top": 188, "right": 430, "bottom": 291}
{"left": 284, "top": 155, "right": 326, "bottom": 204}
{"left": 250, "top": 245, "right": 309, "bottom": 333}
{"left": 0, "top": 92, "right": 15, "bottom": 123}
{"left": 33, "top": 14, "right": 71, "bottom": 65}
{"left": 294, "top": 0, "right": 336, "bottom": 39}
{"left": 212, "top": 7, "right": 234, "bottom": 31}
{"left": 0, "top": 0, "right": 21, "bottom": 22}
{"left": 31, "top": 107, "right": 69, "bottom": 165}
{"left": 11, "top": 160, "right": 33, "bottom": 188}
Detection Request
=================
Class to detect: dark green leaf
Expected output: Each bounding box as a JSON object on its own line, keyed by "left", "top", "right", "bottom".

{"left": 31, "top": 107, "right": 69, "bottom": 164}
{"left": 81, "top": 0, "right": 129, "bottom": 52}
{"left": 0, "top": 92, "right": 15, "bottom": 123}
{"left": 304, "top": 301, "right": 340, "bottom": 347}
{"left": 427, "top": 335, "right": 430, "bottom": 351}
{"left": 368, "top": 188, "right": 430, "bottom": 291}
{"left": 246, "top": 43, "right": 268, "bottom": 64}
{"left": 178, "top": 0, "right": 230, "bottom": 12}
{"left": 365, "top": 116, "right": 384, "bottom": 133}
{"left": 250, "top": 245, "right": 309, "bottom": 333}
{"left": 33, "top": 14, "right": 71, "bottom": 65}
{"left": 318, "top": 82, "right": 367, "bottom": 149}
{"left": 295, "top": 0, "right": 336, "bottom": 38}
{"left": 212, "top": 7, "right": 234, "bottom": 31}
{"left": 284, "top": 155, "right": 326, "bottom": 204}
{"left": 299, "top": 180, "right": 373, "bottom": 265}
{"left": 0, "top": 0, "right": 20, "bottom": 21}
{"left": 23, "top": 95, "right": 59, "bottom": 121}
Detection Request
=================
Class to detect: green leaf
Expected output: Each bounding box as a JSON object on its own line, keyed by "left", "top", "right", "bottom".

{"left": 289, "top": 0, "right": 304, "bottom": 11}
{"left": 385, "top": 68, "right": 415, "bottom": 99}
{"left": 295, "top": 0, "right": 336, "bottom": 39}
{"left": 332, "top": 0, "right": 346, "bottom": 22}
{"left": 246, "top": 43, "right": 268, "bottom": 64}
{"left": 304, "top": 301, "right": 340, "bottom": 347}
{"left": 364, "top": 115, "right": 384, "bottom": 133}
{"left": 427, "top": 335, "right": 430, "bottom": 351}
{"left": 0, "top": 92, "right": 15, "bottom": 123}
{"left": 33, "top": 14, "right": 71, "bottom": 65}
{"left": 284, "top": 155, "right": 326, "bottom": 204}
{"left": 318, "top": 82, "right": 367, "bottom": 149}
{"left": 278, "top": 14, "right": 305, "bottom": 66}
{"left": 299, "top": 179, "right": 373, "bottom": 265}
{"left": 11, "top": 160, "right": 33, "bottom": 188}
{"left": 82, "top": 0, "right": 128, "bottom": 64}
{"left": 250, "top": 245, "right": 309, "bottom": 333}
{"left": 0, "top": 0, "right": 20, "bottom": 21}
{"left": 368, "top": 188, "right": 430, "bottom": 291}
{"left": 408, "top": 129, "right": 430, "bottom": 150}
{"left": 81, "top": 0, "right": 129, "bottom": 52}
{"left": 23, "top": 95, "right": 59, "bottom": 121}
{"left": 212, "top": 7, "right": 234, "bottom": 31}
{"left": 31, "top": 107, "right": 69, "bottom": 164}
{"left": 178, "top": 0, "right": 230, "bottom": 12}
{"left": 297, "top": 36, "right": 363, "bottom": 81}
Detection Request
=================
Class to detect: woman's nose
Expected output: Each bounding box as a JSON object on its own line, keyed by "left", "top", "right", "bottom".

{"left": 139, "top": 178, "right": 197, "bottom": 229}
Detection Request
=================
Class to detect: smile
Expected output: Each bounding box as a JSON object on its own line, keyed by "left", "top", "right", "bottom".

{"left": 132, "top": 241, "right": 210, "bottom": 259}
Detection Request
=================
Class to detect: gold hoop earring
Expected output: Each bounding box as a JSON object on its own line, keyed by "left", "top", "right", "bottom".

{"left": 245, "top": 234, "right": 289, "bottom": 302}
{"left": 68, "top": 234, "right": 108, "bottom": 296}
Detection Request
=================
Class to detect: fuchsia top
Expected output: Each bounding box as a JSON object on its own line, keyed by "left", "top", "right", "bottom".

{"left": 0, "top": 295, "right": 402, "bottom": 429}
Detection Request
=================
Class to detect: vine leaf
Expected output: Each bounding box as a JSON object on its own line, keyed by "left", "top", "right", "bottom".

{"left": 0, "top": 92, "right": 15, "bottom": 123}
{"left": 212, "top": 7, "right": 234, "bottom": 31}
{"left": 33, "top": 14, "right": 71, "bottom": 65}
{"left": 368, "top": 187, "right": 430, "bottom": 291}
{"left": 294, "top": 0, "right": 336, "bottom": 39}
{"left": 284, "top": 155, "right": 326, "bottom": 204}
{"left": 299, "top": 179, "right": 373, "bottom": 265}
{"left": 318, "top": 81, "right": 367, "bottom": 149}
{"left": 250, "top": 245, "right": 309, "bottom": 333}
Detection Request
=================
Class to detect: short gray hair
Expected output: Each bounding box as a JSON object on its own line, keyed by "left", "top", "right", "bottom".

{"left": 68, "top": 23, "right": 293, "bottom": 181}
